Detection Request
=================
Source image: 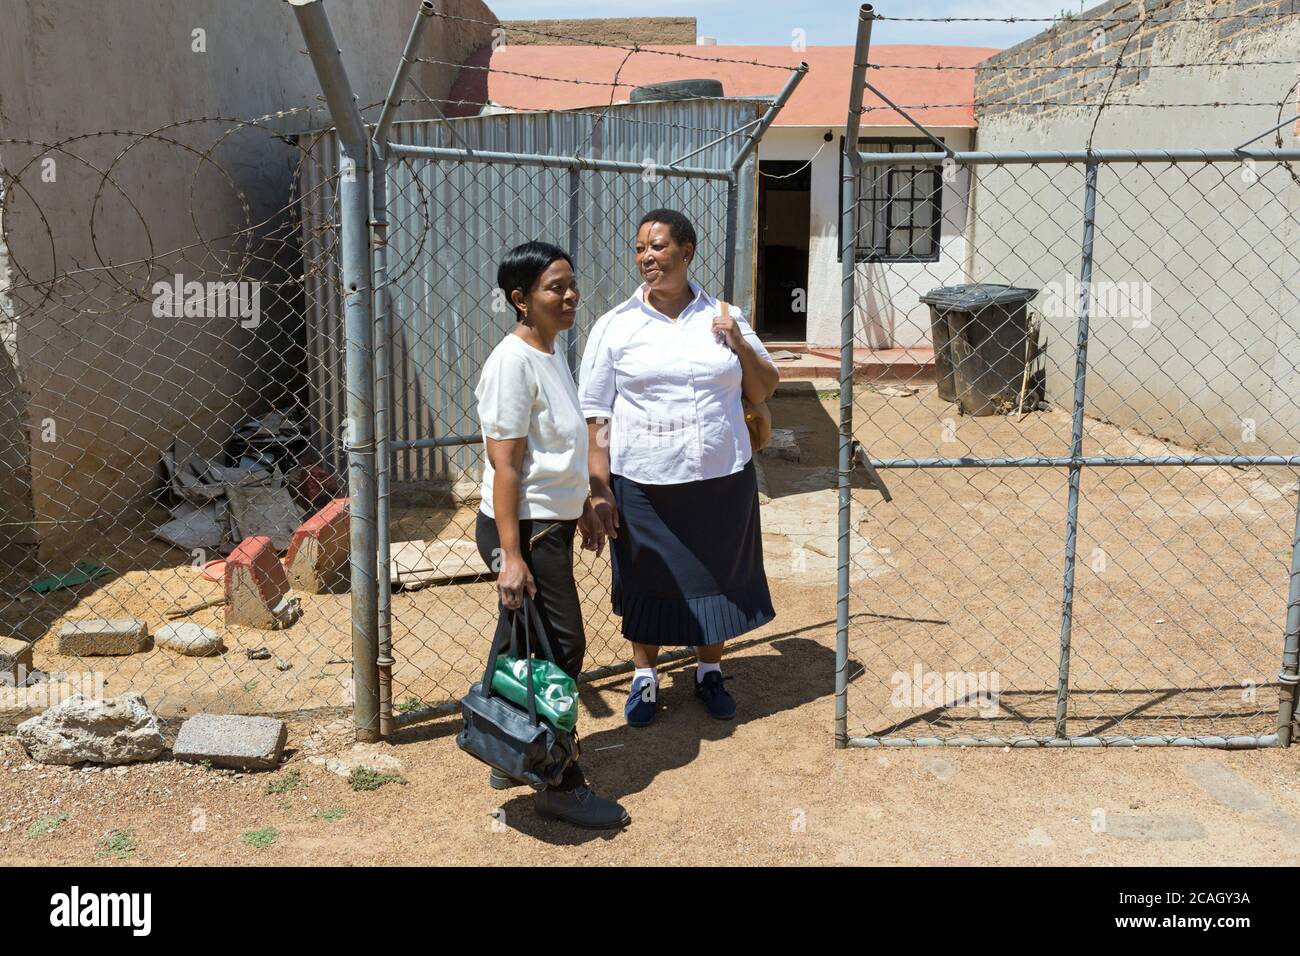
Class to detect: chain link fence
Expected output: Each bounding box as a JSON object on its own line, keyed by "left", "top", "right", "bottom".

{"left": 837, "top": 30, "right": 1300, "bottom": 745}
{"left": 0, "top": 113, "right": 363, "bottom": 725}
{"left": 375, "top": 157, "right": 736, "bottom": 722}
{"left": 7, "top": 0, "right": 1298, "bottom": 753}
{"left": 0, "top": 0, "right": 802, "bottom": 739}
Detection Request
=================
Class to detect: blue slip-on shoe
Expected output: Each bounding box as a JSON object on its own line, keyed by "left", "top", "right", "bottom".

{"left": 625, "top": 675, "right": 658, "bottom": 727}
{"left": 694, "top": 670, "right": 736, "bottom": 720}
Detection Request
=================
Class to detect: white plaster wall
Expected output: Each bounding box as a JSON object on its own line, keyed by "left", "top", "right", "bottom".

{"left": 972, "top": 18, "right": 1300, "bottom": 454}
{"left": 760, "top": 125, "right": 973, "bottom": 348}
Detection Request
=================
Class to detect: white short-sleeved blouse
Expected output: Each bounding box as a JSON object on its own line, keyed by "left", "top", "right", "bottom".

{"left": 475, "top": 333, "right": 589, "bottom": 520}
{"left": 578, "top": 280, "right": 773, "bottom": 486}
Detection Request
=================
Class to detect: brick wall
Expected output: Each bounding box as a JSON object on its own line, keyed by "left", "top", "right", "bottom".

{"left": 975, "top": 0, "right": 1299, "bottom": 117}
{"left": 501, "top": 17, "right": 696, "bottom": 46}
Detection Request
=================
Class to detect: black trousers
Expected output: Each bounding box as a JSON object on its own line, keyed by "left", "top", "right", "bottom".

{"left": 474, "top": 510, "right": 586, "bottom": 790}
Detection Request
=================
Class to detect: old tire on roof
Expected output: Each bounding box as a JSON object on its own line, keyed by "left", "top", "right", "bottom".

{"left": 629, "top": 78, "right": 725, "bottom": 103}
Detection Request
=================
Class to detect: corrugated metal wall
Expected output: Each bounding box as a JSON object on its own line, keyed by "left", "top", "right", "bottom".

{"left": 298, "top": 98, "right": 764, "bottom": 484}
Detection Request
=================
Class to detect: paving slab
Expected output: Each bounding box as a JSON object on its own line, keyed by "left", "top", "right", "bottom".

{"left": 172, "top": 713, "right": 287, "bottom": 771}
{"left": 56, "top": 619, "right": 150, "bottom": 656}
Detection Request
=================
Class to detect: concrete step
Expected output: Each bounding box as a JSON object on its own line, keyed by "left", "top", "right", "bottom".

{"left": 764, "top": 345, "right": 936, "bottom": 384}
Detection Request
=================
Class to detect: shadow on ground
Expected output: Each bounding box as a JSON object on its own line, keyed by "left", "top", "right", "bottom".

{"left": 487, "top": 633, "right": 834, "bottom": 845}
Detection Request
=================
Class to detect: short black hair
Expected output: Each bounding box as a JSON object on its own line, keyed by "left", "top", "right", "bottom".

{"left": 638, "top": 208, "right": 697, "bottom": 254}
{"left": 496, "top": 241, "right": 574, "bottom": 322}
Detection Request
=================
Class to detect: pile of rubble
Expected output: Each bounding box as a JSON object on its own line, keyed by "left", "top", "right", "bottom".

{"left": 156, "top": 413, "right": 339, "bottom": 554}
{"left": 44, "top": 498, "right": 353, "bottom": 666}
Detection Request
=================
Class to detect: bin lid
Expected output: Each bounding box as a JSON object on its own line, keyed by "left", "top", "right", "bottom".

{"left": 918, "top": 283, "right": 1039, "bottom": 310}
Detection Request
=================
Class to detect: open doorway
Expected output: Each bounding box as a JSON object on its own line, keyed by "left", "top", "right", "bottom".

{"left": 756, "top": 159, "right": 811, "bottom": 342}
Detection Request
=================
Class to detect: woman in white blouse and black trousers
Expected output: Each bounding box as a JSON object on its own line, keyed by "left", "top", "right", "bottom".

{"left": 579, "top": 209, "right": 780, "bottom": 726}
{"left": 474, "top": 241, "right": 630, "bottom": 830}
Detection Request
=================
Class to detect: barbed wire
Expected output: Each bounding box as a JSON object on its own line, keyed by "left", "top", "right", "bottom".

{"left": 874, "top": 9, "right": 1300, "bottom": 22}
{"left": 1088, "top": 3, "right": 1145, "bottom": 149}
{"left": 1272, "top": 78, "right": 1300, "bottom": 186}
{"left": 416, "top": 55, "right": 640, "bottom": 91}
{"left": 576, "top": 47, "right": 640, "bottom": 158}
{"left": 394, "top": 95, "right": 759, "bottom": 137}
{"left": 0, "top": 113, "right": 347, "bottom": 311}
{"left": 860, "top": 99, "right": 1300, "bottom": 112}
{"left": 867, "top": 58, "right": 1300, "bottom": 71}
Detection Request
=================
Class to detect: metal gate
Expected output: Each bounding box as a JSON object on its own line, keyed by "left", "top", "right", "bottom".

{"left": 835, "top": 7, "right": 1300, "bottom": 748}
{"left": 292, "top": 0, "right": 804, "bottom": 739}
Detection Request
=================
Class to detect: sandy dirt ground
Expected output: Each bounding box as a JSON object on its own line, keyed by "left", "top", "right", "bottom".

{"left": 2, "top": 380, "right": 1298, "bottom": 864}
{"left": 2, "top": 626, "right": 1298, "bottom": 866}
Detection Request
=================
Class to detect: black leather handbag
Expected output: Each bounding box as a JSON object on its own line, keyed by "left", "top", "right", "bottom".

{"left": 456, "top": 595, "right": 579, "bottom": 791}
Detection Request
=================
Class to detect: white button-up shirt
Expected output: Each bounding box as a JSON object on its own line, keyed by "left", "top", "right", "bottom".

{"left": 578, "top": 280, "right": 773, "bottom": 485}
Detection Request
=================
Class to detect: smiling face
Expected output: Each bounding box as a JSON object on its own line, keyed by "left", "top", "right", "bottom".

{"left": 513, "top": 257, "right": 579, "bottom": 332}
{"left": 635, "top": 221, "right": 694, "bottom": 296}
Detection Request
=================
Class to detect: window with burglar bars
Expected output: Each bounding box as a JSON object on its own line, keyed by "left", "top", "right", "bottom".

{"left": 841, "top": 136, "right": 943, "bottom": 263}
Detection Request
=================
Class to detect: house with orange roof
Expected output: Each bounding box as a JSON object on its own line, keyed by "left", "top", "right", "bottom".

{"left": 456, "top": 39, "right": 998, "bottom": 350}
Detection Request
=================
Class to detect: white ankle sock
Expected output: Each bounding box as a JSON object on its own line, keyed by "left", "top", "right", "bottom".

{"left": 633, "top": 667, "right": 657, "bottom": 686}
{"left": 696, "top": 662, "right": 721, "bottom": 684}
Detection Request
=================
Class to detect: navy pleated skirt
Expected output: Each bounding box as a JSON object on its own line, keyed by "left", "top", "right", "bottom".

{"left": 610, "top": 459, "right": 775, "bottom": 647}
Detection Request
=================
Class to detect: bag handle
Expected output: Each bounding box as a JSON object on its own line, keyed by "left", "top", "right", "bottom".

{"left": 478, "top": 593, "right": 560, "bottom": 729}
{"left": 477, "top": 596, "right": 540, "bottom": 724}
{"left": 520, "top": 602, "right": 539, "bottom": 726}
{"left": 522, "top": 592, "right": 560, "bottom": 666}
{"left": 719, "top": 300, "right": 758, "bottom": 410}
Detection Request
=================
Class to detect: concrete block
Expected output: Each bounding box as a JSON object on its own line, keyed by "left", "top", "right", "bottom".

{"left": 285, "top": 497, "right": 349, "bottom": 593}
{"left": 56, "top": 619, "right": 150, "bottom": 656}
{"left": 0, "top": 636, "right": 34, "bottom": 681}
{"left": 225, "top": 536, "right": 299, "bottom": 629}
{"left": 172, "top": 713, "right": 287, "bottom": 771}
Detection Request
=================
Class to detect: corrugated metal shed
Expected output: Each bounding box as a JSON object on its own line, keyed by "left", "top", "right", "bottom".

{"left": 298, "top": 98, "right": 765, "bottom": 485}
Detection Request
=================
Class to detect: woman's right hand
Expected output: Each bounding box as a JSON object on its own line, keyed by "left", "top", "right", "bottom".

{"left": 497, "top": 553, "right": 536, "bottom": 610}
{"left": 590, "top": 491, "right": 620, "bottom": 540}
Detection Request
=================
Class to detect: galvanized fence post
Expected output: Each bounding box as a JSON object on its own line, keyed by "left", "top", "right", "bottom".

{"left": 374, "top": 154, "right": 394, "bottom": 736}
{"left": 291, "top": 0, "right": 381, "bottom": 742}
{"left": 1278, "top": 495, "right": 1300, "bottom": 747}
{"left": 836, "top": 3, "right": 873, "bottom": 748}
{"left": 372, "top": 0, "right": 434, "bottom": 737}
{"left": 566, "top": 166, "right": 581, "bottom": 373}
{"left": 1054, "top": 158, "right": 1100, "bottom": 741}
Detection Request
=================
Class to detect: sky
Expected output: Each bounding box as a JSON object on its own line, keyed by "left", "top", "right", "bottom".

{"left": 487, "top": 0, "right": 1091, "bottom": 49}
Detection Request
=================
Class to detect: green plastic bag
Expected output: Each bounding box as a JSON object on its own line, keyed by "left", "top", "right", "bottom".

{"left": 490, "top": 655, "right": 578, "bottom": 732}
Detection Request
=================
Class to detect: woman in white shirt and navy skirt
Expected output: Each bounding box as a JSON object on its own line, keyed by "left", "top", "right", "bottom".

{"left": 579, "top": 209, "right": 780, "bottom": 726}
{"left": 473, "top": 241, "right": 630, "bottom": 830}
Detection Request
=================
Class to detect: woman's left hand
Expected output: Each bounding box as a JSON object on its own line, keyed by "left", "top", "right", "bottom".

{"left": 579, "top": 499, "right": 606, "bottom": 557}
{"left": 712, "top": 309, "right": 745, "bottom": 353}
